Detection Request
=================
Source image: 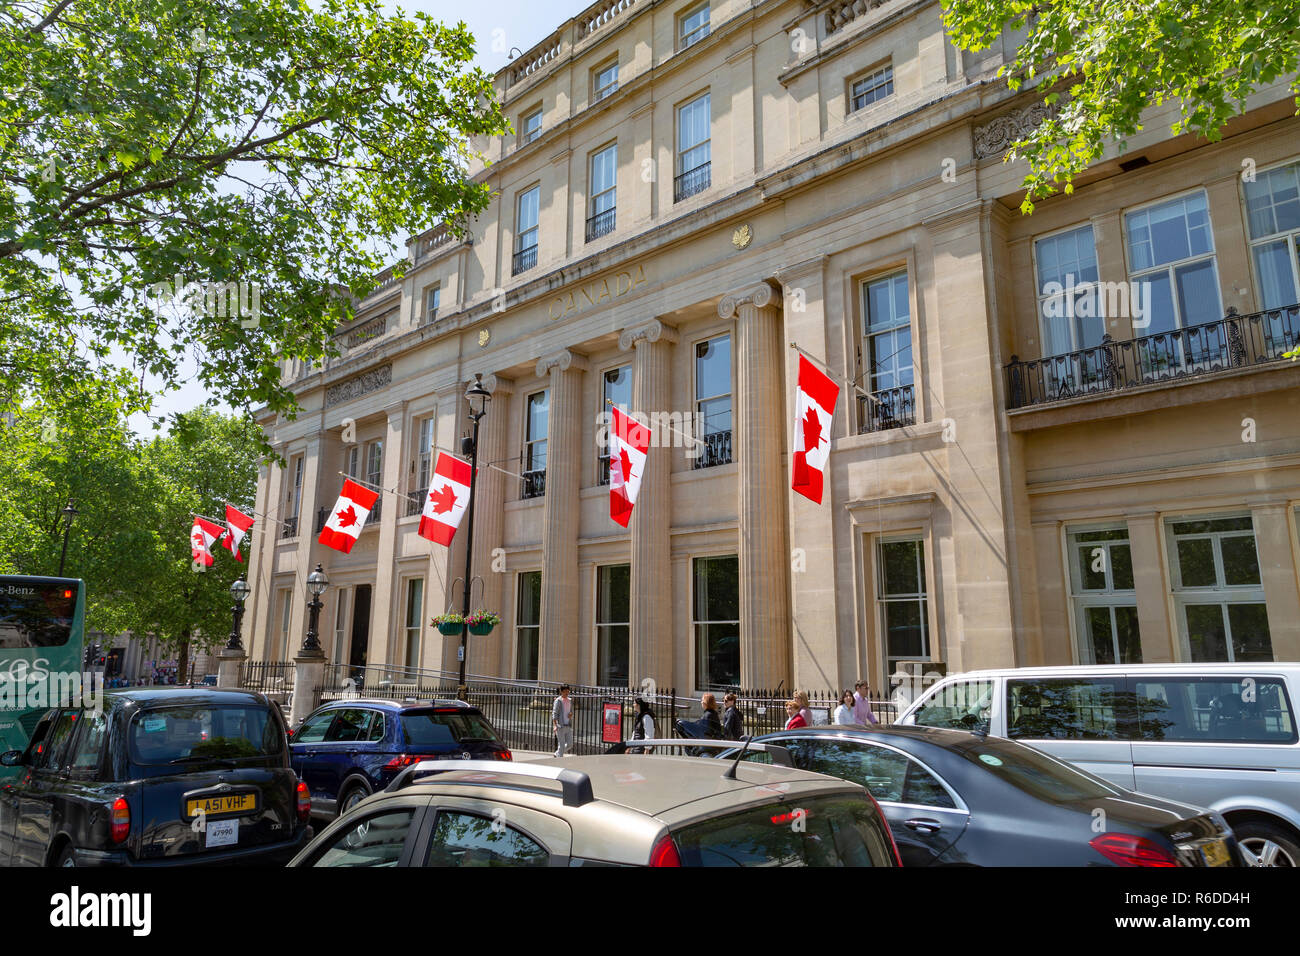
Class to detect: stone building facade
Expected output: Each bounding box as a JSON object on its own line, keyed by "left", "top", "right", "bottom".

{"left": 243, "top": 0, "right": 1300, "bottom": 693}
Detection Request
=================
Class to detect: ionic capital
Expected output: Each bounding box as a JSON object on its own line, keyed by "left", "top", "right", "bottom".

{"left": 717, "top": 282, "right": 777, "bottom": 319}
{"left": 535, "top": 349, "right": 589, "bottom": 378}
{"left": 618, "top": 319, "right": 679, "bottom": 352}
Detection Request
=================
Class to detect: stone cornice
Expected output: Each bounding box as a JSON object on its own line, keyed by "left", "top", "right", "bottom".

{"left": 775, "top": 255, "right": 830, "bottom": 287}
{"left": 618, "top": 318, "right": 678, "bottom": 351}
{"left": 536, "top": 349, "right": 590, "bottom": 377}
{"left": 717, "top": 282, "right": 777, "bottom": 318}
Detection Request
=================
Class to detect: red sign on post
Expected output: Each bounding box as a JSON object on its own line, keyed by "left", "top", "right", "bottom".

{"left": 602, "top": 701, "right": 623, "bottom": 744}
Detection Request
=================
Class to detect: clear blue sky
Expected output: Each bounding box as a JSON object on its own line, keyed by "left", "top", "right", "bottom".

{"left": 128, "top": 0, "right": 590, "bottom": 437}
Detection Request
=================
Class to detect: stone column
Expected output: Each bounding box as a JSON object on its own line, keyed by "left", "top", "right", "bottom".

{"left": 1127, "top": 513, "right": 1175, "bottom": 663}
{"left": 467, "top": 374, "right": 513, "bottom": 678}
{"left": 536, "top": 349, "right": 587, "bottom": 683}
{"left": 619, "top": 319, "right": 678, "bottom": 689}
{"left": 369, "top": 401, "right": 406, "bottom": 667}
{"left": 1252, "top": 502, "right": 1300, "bottom": 661}
{"left": 245, "top": 457, "right": 279, "bottom": 660}
{"left": 290, "top": 647, "right": 325, "bottom": 728}
{"left": 285, "top": 436, "right": 323, "bottom": 658}
{"left": 216, "top": 647, "right": 245, "bottom": 689}
{"left": 719, "top": 282, "right": 791, "bottom": 688}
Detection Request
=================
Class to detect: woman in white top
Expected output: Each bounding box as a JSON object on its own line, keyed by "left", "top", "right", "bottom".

{"left": 833, "top": 689, "right": 859, "bottom": 726}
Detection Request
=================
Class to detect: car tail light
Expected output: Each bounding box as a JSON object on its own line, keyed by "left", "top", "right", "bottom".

{"left": 110, "top": 797, "right": 130, "bottom": 844}
{"left": 649, "top": 834, "right": 681, "bottom": 867}
{"left": 496, "top": 750, "right": 513, "bottom": 761}
{"left": 296, "top": 781, "right": 311, "bottom": 822}
{"left": 1089, "top": 833, "right": 1179, "bottom": 867}
{"left": 384, "top": 754, "right": 440, "bottom": 770}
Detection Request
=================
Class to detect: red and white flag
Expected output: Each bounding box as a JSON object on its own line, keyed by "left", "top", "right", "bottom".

{"left": 318, "top": 479, "right": 380, "bottom": 554}
{"left": 221, "top": 504, "right": 255, "bottom": 563}
{"left": 417, "top": 452, "right": 472, "bottom": 546}
{"left": 608, "top": 406, "right": 650, "bottom": 528}
{"left": 190, "top": 517, "right": 223, "bottom": 567}
{"left": 791, "top": 354, "right": 840, "bottom": 505}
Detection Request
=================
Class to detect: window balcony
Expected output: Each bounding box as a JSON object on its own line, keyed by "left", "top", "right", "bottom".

{"left": 859, "top": 384, "right": 916, "bottom": 433}
{"left": 674, "top": 163, "right": 711, "bottom": 203}
{"left": 313, "top": 507, "right": 329, "bottom": 534}
{"left": 521, "top": 469, "right": 547, "bottom": 499}
{"left": 597, "top": 454, "right": 611, "bottom": 486}
{"left": 692, "top": 429, "right": 732, "bottom": 469}
{"left": 585, "top": 208, "right": 616, "bottom": 243}
{"left": 512, "top": 244, "right": 538, "bottom": 276}
{"left": 281, "top": 515, "right": 298, "bottom": 539}
{"left": 405, "top": 491, "right": 424, "bottom": 517}
{"left": 1005, "top": 305, "right": 1300, "bottom": 410}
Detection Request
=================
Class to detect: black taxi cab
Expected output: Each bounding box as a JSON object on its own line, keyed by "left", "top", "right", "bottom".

{"left": 0, "top": 687, "right": 311, "bottom": 866}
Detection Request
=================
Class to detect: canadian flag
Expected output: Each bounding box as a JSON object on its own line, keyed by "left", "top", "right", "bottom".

{"left": 608, "top": 406, "right": 650, "bottom": 528}
{"left": 221, "top": 504, "right": 255, "bottom": 563}
{"left": 318, "top": 479, "right": 380, "bottom": 554}
{"left": 190, "top": 517, "right": 223, "bottom": 567}
{"left": 791, "top": 354, "right": 840, "bottom": 504}
{"left": 417, "top": 452, "right": 472, "bottom": 546}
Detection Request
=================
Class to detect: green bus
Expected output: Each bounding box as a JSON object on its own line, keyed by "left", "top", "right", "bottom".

{"left": 0, "top": 576, "right": 85, "bottom": 776}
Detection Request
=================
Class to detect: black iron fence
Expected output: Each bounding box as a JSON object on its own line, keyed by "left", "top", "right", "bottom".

{"left": 1005, "top": 304, "right": 1300, "bottom": 410}
{"left": 512, "top": 244, "right": 538, "bottom": 276}
{"left": 674, "top": 162, "right": 711, "bottom": 202}
{"left": 859, "top": 384, "right": 916, "bottom": 433}
{"left": 691, "top": 429, "right": 732, "bottom": 469}
{"left": 240, "top": 660, "right": 295, "bottom": 697}
{"left": 585, "top": 207, "right": 616, "bottom": 242}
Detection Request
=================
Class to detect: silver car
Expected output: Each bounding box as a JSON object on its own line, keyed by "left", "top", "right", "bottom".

{"left": 897, "top": 662, "right": 1300, "bottom": 866}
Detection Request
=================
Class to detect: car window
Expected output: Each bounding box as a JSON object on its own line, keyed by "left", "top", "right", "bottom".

{"left": 1007, "top": 678, "right": 1125, "bottom": 740}
{"left": 1134, "top": 677, "right": 1297, "bottom": 743}
{"left": 797, "top": 739, "right": 908, "bottom": 802}
{"left": 911, "top": 680, "right": 993, "bottom": 730}
{"left": 130, "top": 705, "right": 282, "bottom": 765}
{"left": 312, "top": 809, "right": 415, "bottom": 867}
{"left": 36, "top": 710, "right": 79, "bottom": 771}
{"left": 68, "top": 710, "right": 108, "bottom": 775}
{"left": 955, "top": 737, "right": 1120, "bottom": 803}
{"left": 674, "top": 793, "right": 894, "bottom": 867}
{"left": 401, "top": 711, "right": 501, "bottom": 748}
{"left": 901, "top": 761, "right": 956, "bottom": 809}
{"left": 295, "top": 711, "right": 335, "bottom": 744}
{"left": 425, "top": 811, "right": 550, "bottom": 867}
{"left": 324, "top": 709, "right": 373, "bottom": 743}
{"left": 367, "top": 712, "right": 386, "bottom": 742}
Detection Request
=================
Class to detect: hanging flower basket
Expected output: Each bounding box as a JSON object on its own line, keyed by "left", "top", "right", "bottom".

{"left": 432, "top": 612, "right": 464, "bottom": 636}
{"left": 466, "top": 609, "right": 501, "bottom": 636}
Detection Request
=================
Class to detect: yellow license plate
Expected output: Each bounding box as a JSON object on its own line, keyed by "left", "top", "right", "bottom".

{"left": 1200, "top": 839, "right": 1231, "bottom": 867}
{"left": 186, "top": 793, "right": 257, "bottom": 818}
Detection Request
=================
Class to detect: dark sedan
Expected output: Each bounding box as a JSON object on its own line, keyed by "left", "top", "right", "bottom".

{"left": 0, "top": 687, "right": 312, "bottom": 866}
{"left": 725, "top": 725, "right": 1242, "bottom": 867}
{"left": 290, "top": 698, "right": 511, "bottom": 820}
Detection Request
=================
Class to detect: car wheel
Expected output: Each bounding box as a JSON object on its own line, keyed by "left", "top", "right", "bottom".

{"left": 1234, "top": 822, "right": 1300, "bottom": 867}
{"left": 337, "top": 782, "right": 371, "bottom": 819}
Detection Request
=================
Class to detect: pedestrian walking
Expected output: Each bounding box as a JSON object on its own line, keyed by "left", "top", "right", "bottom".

{"left": 833, "top": 689, "right": 858, "bottom": 726}
{"left": 721, "top": 692, "right": 743, "bottom": 740}
{"left": 700, "top": 692, "right": 723, "bottom": 738}
{"left": 630, "top": 696, "right": 656, "bottom": 754}
{"left": 784, "top": 698, "right": 807, "bottom": 730}
{"left": 552, "top": 684, "right": 574, "bottom": 757}
{"left": 793, "top": 690, "right": 813, "bottom": 726}
{"left": 853, "top": 680, "right": 880, "bottom": 725}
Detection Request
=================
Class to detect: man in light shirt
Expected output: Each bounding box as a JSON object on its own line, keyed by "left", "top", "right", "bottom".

{"left": 853, "top": 680, "right": 879, "bottom": 725}
{"left": 552, "top": 684, "right": 574, "bottom": 757}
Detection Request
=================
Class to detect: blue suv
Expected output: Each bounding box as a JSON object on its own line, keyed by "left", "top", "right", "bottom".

{"left": 289, "top": 699, "right": 512, "bottom": 819}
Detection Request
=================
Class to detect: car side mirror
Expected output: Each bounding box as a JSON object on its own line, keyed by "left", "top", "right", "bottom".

{"left": 0, "top": 751, "right": 23, "bottom": 767}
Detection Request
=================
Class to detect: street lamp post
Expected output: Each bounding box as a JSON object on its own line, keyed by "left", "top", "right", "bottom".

{"left": 457, "top": 374, "right": 492, "bottom": 700}
{"left": 303, "top": 564, "right": 329, "bottom": 653}
{"left": 226, "top": 576, "right": 251, "bottom": 651}
{"left": 57, "top": 499, "right": 78, "bottom": 577}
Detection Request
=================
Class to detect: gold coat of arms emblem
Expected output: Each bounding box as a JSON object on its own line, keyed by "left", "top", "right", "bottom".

{"left": 732, "top": 224, "right": 752, "bottom": 249}
{"left": 478, "top": 329, "right": 490, "bottom": 347}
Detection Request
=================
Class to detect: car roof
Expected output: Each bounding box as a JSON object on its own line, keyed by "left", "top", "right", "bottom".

{"left": 925, "top": 662, "right": 1300, "bottom": 680}
{"left": 400, "top": 754, "right": 862, "bottom": 820}
{"left": 314, "top": 698, "right": 476, "bottom": 712}
{"left": 758, "top": 724, "right": 982, "bottom": 748}
{"left": 103, "top": 687, "right": 271, "bottom": 706}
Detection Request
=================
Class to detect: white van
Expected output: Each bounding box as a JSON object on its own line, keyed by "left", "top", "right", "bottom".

{"left": 896, "top": 663, "right": 1300, "bottom": 867}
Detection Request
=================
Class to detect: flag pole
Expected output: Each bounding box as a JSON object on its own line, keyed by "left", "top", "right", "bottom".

{"left": 335, "top": 472, "right": 404, "bottom": 497}
{"left": 604, "top": 399, "right": 704, "bottom": 450}
{"left": 433, "top": 445, "right": 526, "bottom": 481}
{"left": 789, "top": 342, "right": 881, "bottom": 405}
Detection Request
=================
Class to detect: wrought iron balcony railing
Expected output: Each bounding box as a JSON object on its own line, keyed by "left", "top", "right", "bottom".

{"left": 859, "top": 384, "right": 916, "bottom": 433}
{"left": 585, "top": 207, "right": 616, "bottom": 242}
{"left": 691, "top": 429, "right": 732, "bottom": 469}
{"left": 597, "top": 454, "right": 611, "bottom": 486}
{"left": 405, "top": 491, "right": 424, "bottom": 517}
{"left": 1005, "top": 305, "right": 1300, "bottom": 410}
{"left": 280, "top": 515, "right": 298, "bottom": 539}
{"left": 674, "top": 162, "right": 711, "bottom": 203}
{"left": 512, "top": 244, "right": 538, "bottom": 276}
{"left": 521, "top": 469, "right": 547, "bottom": 499}
{"left": 314, "top": 507, "right": 329, "bottom": 534}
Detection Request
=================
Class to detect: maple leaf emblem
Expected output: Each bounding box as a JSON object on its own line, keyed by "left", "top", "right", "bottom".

{"left": 618, "top": 448, "right": 635, "bottom": 483}
{"left": 335, "top": 504, "right": 358, "bottom": 528}
{"left": 428, "top": 484, "right": 457, "bottom": 514}
{"left": 802, "top": 405, "right": 822, "bottom": 454}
